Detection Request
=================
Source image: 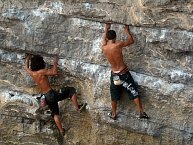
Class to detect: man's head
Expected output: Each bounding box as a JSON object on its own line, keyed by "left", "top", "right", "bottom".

{"left": 106, "top": 30, "right": 116, "bottom": 40}
{"left": 30, "top": 55, "right": 45, "bottom": 71}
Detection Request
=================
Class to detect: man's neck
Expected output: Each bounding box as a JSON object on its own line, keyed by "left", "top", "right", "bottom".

{"left": 108, "top": 40, "right": 116, "bottom": 44}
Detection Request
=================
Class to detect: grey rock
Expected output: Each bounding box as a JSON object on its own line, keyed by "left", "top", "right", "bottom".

{"left": 1, "top": 0, "right": 193, "bottom": 145}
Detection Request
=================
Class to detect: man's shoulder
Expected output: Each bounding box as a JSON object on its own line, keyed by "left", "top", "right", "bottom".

{"left": 102, "top": 44, "right": 108, "bottom": 50}
{"left": 113, "top": 42, "right": 124, "bottom": 49}
{"left": 32, "top": 69, "right": 47, "bottom": 75}
{"left": 115, "top": 41, "right": 130, "bottom": 48}
{"left": 116, "top": 41, "right": 124, "bottom": 45}
{"left": 103, "top": 43, "right": 122, "bottom": 50}
{"left": 38, "top": 69, "right": 48, "bottom": 73}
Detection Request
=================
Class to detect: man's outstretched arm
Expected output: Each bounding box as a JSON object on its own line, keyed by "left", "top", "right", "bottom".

{"left": 25, "top": 53, "right": 33, "bottom": 75}
{"left": 101, "top": 23, "right": 111, "bottom": 47}
{"left": 52, "top": 54, "right": 58, "bottom": 75}
{"left": 119, "top": 25, "right": 134, "bottom": 47}
{"left": 42, "top": 54, "right": 58, "bottom": 76}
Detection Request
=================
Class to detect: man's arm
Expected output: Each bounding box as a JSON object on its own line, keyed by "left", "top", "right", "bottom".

{"left": 119, "top": 25, "right": 134, "bottom": 47}
{"left": 42, "top": 54, "right": 58, "bottom": 76}
{"left": 52, "top": 54, "right": 58, "bottom": 76}
{"left": 25, "top": 53, "right": 33, "bottom": 75}
{"left": 101, "top": 23, "right": 111, "bottom": 47}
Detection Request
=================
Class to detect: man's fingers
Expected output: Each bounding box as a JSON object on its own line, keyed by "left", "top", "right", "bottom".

{"left": 105, "top": 23, "right": 111, "bottom": 29}
{"left": 124, "top": 25, "right": 130, "bottom": 31}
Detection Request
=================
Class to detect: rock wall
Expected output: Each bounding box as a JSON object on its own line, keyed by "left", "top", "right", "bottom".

{"left": 0, "top": 0, "right": 193, "bottom": 145}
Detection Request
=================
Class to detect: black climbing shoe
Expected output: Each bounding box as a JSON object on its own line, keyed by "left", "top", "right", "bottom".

{"left": 139, "top": 112, "right": 149, "bottom": 119}
{"left": 78, "top": 103, "right": 87, "bottom": 113}
{"left": 107, "top": 112, "right": 117, "bottom": 120}
{"left": 60, "top": 131, "right": 65, "bottom": 136}
{"left": 60, "top": 128, "right": 65, "bottom": 136}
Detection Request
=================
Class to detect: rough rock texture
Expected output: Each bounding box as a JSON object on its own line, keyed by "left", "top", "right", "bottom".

{"left": 0, "top": 0, "right": 193, "bottom": 145}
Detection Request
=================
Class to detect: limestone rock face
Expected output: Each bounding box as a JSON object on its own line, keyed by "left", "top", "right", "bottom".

{"left": 0, "top": 0, "right": 193, "bottom": 145}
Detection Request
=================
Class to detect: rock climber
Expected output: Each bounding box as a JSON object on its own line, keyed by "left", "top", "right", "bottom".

{"left": 25, "top": 53, "right": 86, "bottom": 135}
{"left": 101, "top": 23, "right": 149, "bottom": 120}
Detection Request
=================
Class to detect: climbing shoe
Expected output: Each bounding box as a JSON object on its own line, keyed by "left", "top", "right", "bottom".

{"left": 139, "top": 112, "right": 149, "bottom": 119}
{"left": 107, "top": 112, "right": 117, "bottom": 120}
{"left": 60, "top": 131, "right": 65, "bottom": 136}
{"left": 78, "top": 103, "right": 87, "bottom": 113}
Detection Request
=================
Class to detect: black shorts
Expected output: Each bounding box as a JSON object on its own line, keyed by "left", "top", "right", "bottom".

{"left": 110, "top": 71, "right": 139, "bottom": 101}
{"left": 44, "top": 87, "right": 76, "bottom": 116}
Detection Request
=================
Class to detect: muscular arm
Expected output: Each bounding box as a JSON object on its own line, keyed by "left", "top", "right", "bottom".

{"left": 101, "top": 23, "right": 111, "bottom": 47}
{"left": 42, "top": 55, "right": 58, "bottom": 76}
{"left": 25, "top": 53, "right": 33, "bottom": 75}
{"left": 52, "top": 55, "right": 58, "bottom": 75}
{"left": 25, "top": 53, "right": 58, "bottom": 76}
{"left": 119, "top": 25, "right": 134, "bottom": 47}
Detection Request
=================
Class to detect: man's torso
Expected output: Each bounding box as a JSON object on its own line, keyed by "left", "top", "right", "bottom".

{"left": 30, "top": 70, "right": 52, "bottom": 94}
{"left": 102, "top": 42, "right": 127, "bottom": 72}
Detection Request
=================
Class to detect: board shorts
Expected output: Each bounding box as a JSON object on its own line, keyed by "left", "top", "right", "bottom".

{"left": 44, "top": 87, "right": 76, "bottom": 116}
{"left": 110, "top": 71, "right": 139, "bottom": 101}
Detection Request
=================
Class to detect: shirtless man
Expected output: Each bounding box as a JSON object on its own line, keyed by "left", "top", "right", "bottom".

{"left": 25, "top": 53, "right": 85, "bottom": 135}
{"left": 101, "top": 23, "right": 149, "bottom": 120}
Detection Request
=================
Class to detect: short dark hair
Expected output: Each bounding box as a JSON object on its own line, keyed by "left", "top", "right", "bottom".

{"left": 106, "top": 30, "right": 116, "bottom": 40}
{"left": 30, "top": 55, "right": 45, "bottom": 71}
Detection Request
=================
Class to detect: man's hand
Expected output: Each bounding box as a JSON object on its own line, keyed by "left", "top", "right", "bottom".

{"left": 53, "top": 54, "right": 58, "bottom": 77}
{"left": 25, "top": 52, "right": 32, "bottom": 74}
{"left": 120, "top": 24, "right": 134, "bottom": 47}
{"left": 105, "top": 23, "right": 111, "bottom": 31}
{"left": 26, "top": 53, "right": 31, "bottom": 60}
{"left": 54, "top": 54, "right": 58, "bottom": 64}
{"left": 124, "top": 25, "right": 130, "bottom": 32}
{"left": 102, "top": 23, "right": 111, "bottom": 47}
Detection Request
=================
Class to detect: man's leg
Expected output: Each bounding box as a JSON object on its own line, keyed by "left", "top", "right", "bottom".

{"left": 47, "top": 102, "right": 66, "bottom": 134}
{"left": 110, "top": 75, "right": 121, "bottom": 119}
{"left": 54, "top": 115, "right": 65, "bottom": 133}
{"left": 111, "top": 100, "right": 117, "bottom": 119}
{"left": 133, "top": 97, "right": 143, "bottom": 113}
{"left": 121, "top": 72, "right": 149, "bottom": 119}
{"left": 71, "top": 94, "right": 79, "bottom": 111}
{"left": 133, "top": 97, "right": 149, "bottom": 119}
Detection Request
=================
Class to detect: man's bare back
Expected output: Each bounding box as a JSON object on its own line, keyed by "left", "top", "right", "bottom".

{"left": 102, "top": 42, "right": 126, "bottom": 72}
{"left": 101, "top": 24, "right": 134, "bottom": 73}
{"left": 29, "top": 70, "right": 52, "bottom": 93}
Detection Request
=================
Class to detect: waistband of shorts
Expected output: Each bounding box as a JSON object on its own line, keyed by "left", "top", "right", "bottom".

{"left": 111, "top": 67, "right": 129, "bottom": 75}
{"left": 42, "top": 89, "right": 54, "bottom": 96}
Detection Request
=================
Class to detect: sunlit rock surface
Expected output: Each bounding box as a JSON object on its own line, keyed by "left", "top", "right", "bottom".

{"left": 1, "top": 0, "right": 193, "bottom": 145}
